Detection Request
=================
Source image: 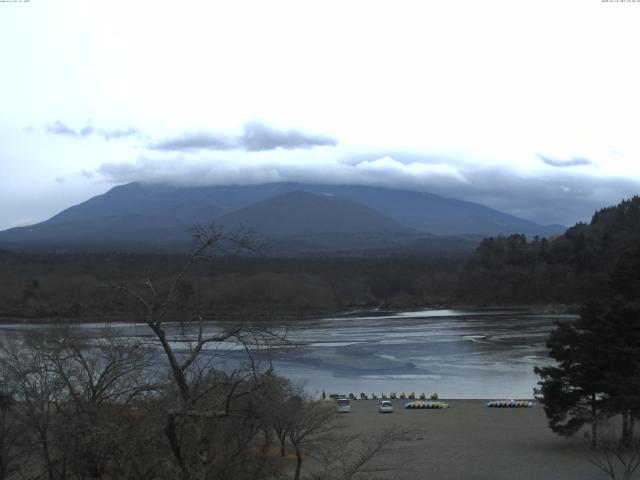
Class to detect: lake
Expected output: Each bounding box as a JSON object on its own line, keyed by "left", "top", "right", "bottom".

{"left": 269, "top": 308, "right": 573, "bottom": 398}
{"left": 0, "top": 308, "right": 572, "bottom": 399}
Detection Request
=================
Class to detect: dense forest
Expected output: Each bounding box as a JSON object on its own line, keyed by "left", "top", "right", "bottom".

{"left": 458, "top": 196, "right": 640, "bottom": 304}
{"left": 1, "top": 196, "right": 639, "bottom": 321}
{"left": 0, "top": 253, "right": 460, "bottom": 321}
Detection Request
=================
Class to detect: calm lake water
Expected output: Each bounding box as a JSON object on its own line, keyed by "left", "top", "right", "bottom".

{"left": 0, "top": 308, "right": 574, "bottom": 399}
{"left": 269, "top": 308, "right": 572, "bottom": 399}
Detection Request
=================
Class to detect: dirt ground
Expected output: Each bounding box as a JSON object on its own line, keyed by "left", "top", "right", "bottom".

{"left": 334, "top": 399, "right": 608, "bottom": 480}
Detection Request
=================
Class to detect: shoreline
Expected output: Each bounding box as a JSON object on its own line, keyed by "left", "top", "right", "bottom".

{"left": 0, "top": 303, "right": 579, "bottom": 325}
{"left": 336, "top": 398, "right": 600, "bottom": 480}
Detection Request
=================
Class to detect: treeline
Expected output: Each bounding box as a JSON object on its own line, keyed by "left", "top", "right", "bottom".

{"left": 2, "top": 196, "right": 640, "bottom": 318}
{"left": 0, "top": 252, "right": 460, "bottom": 321}
{"left": 457, "top": 196, "right": 640, "bottom": 304}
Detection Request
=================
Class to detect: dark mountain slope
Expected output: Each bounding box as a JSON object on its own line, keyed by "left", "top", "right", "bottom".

{"left": 0, "top": 181, "right": 564, "bottom": 253}
{"left": 22, "top": 182, "right": 562, "bottom": 237}
{"left": 215, "top": 190, "right": 412, "bottom": 237}
{"left": 289, "top": 184, "right": 564, "bottom": 237}
{"left": 0, "top": 214, "right": 195, "bottom": 251}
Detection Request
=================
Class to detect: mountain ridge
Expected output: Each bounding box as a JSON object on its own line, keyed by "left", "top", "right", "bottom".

{"left": 0, "top": 182, "right": 566, "bottom": 254}
{"left": 215, "top": 190, "right": 414, "bottom": 237}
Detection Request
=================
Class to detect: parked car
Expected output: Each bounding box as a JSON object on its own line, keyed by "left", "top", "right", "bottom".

{"left": 378, "top": 400, "right": 394, "bottom": 413}
{"left": 335, "top": 398, "right": 351, "bottom": 413}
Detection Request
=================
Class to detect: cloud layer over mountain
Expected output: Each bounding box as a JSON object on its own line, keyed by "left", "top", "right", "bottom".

{"left": 95, "top": 149, "right": 639, "bottom": 227}
{"left": 19, "top": 118, "right": 640, "bottom": 229}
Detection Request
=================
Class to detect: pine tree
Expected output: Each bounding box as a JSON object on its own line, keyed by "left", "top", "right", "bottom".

{"left": 535, "top": 246, "right": 640, "bottom": 444}
{"left": 534, "top": 304, "right": 610, "bottom": 443}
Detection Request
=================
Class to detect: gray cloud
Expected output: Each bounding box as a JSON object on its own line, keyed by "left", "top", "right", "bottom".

{"left": 150, "top": 121, "right": 338, "bottom": 152}
{"left": 41, "top": 120, "right": 335, "bottom": 152}
{"left": 422, "top": 167, "right": 640, "bottom": 226}
{"left": 241, "top": 121, "right": 338, "bottom": 151}
{"left": 98, "top": 155, "right": 465, "bottom": 191}
{"left": 43, "top": 121, "right": 141, "bottom": 141}
{"left": 95, "top": 151, "right": 640, "bottom": 227}
{"left": 151, "top": 132, "right": 237, "bottom": 152}
{"left": 333, "top": 152, "right": 616, "bottom": 225}
{"left": 46, "top": 121, "right": 80, "bottom": 137}
{"left": 538, "top": 154, "right": 596, "bottom": 168}
{"left": 100, "top": 127, "right": 142, "bottom": 140}
{"left": 79, "top": 125, "right": 95, "bottom": 137}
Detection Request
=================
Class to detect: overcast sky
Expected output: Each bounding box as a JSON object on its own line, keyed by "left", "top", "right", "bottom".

{"left": 1, "top": 0, "right": 640, "bottom": 230}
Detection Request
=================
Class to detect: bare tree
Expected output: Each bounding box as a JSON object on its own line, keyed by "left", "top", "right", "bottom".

{"left": 307, "top": 426, "right": 410, "bottom": 480}
{"left": 286, "top": 398, "right": 337, "bottom": 480}
{"left": 47, "top": 325, "right": 156, "bottom": 479}
{"left": 262, "top": 378, "right": 302, "bottom": 457}
{"left": 113, "top": 224, "right": 290, "bottom": 480}
{"left": 1, "top": 332, "right": 69, "bottom": 480}
{"left": 0, "top": 323, "right": 158, "bottom": 480}
{"left": 114, "top": 225, "right": 263, "bottom": 406}
{"left": 586, "top": 421, "right": 640, "bottom": 480}
{"left": 0, "top": 390, "right": 23, "bottom": 480}
{"left": 45, "top": 324, "right": 156, "bottom": 411}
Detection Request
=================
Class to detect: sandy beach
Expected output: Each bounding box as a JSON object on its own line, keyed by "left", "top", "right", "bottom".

{"left": 336, "top": 399, "right": 605, "bottom": 480}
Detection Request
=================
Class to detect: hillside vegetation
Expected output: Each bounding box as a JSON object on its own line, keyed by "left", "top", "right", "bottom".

{"left": 457, "top": 196, "right": 640, "bottom": 304}
{"left": 1, "top": 196, "right": 639, "bottom": 320}
{"left": 0, "top": 253, "right": 459, "bottom": 321}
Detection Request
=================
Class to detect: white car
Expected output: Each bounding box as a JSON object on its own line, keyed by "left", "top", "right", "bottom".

{"left": 378, "top": 400, "right": 394, "bottom": 413}
{"left": 335, "top": 398, "right": 351, "bottom": 413}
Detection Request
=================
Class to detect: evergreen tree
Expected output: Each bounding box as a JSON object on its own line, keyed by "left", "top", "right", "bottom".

{"left": 535, "top": 246, "right": 640, "bottom": 443}
{"left": 534, "top": 304, "right": 610, "bottom": 443}
{"left": 609, "top": 246, "right": 640, "bottom": 303}
{"left": 591, "top": 301, "right": 640, "bottom": 444}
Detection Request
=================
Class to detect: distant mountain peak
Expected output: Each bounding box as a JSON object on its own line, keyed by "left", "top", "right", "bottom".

{"left": 214, "top": 189, "right": 411, "bottom": 238}
{"left": 0, "top": 182, "right": 566, "bottom": 254}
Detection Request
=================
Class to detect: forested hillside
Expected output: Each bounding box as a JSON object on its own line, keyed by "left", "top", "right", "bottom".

{"left": 2, "top": 196, "right": 638, "bottom": 321}
{"left": 457, "top": 196, "right": 640, "bottom": 304}
{"left": 0, "top": 252, "right": 460, "bottom": 321}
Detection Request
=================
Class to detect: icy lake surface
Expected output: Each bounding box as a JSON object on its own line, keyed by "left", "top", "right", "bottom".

{"left": 0, "top": 308, "right": 574, "bottom": 399}
{"left": 268, "top": 308, "right": 572, "bottom": 399}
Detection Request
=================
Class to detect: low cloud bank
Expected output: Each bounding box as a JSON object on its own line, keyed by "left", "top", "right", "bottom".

{"left": 98, "top": 155, "right": 465, "bottom": 191}
{"left": 95, "top": 152, "right": 640, "bottom": 226}
{"left": 150, "top": 121, "right": 338, "bottom": 152}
